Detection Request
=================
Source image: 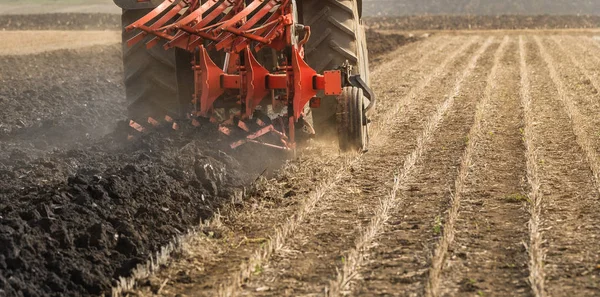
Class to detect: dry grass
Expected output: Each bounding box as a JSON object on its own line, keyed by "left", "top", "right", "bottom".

{"left": 370, "top": 35, "right": 451, "bottom": 78}
{"left": 215, "top": 37, "right": 457, "bottom": 297}
{"left": 216, "top": 154, "right": 362, "bottom": 296}
{"left": 425, "top": 36, "right": 508, "bottom": 297}
{"left": 534, "top": 36, "right": 600, "bottom": 199}
{"left": 582, "top": 35, "right": 600, "bottom": 63}
{"left": 214, "top": 36, "right": 461, "bottom": 296}
{"left": 372, "top": 36, "right": 480, "bottom": 141}
{"left": 107, "top": 36, "right": 452, "bottom": 297}
{"left": 110, "top": 215, "right": 225, "bottom": 297}
{"left": 571, "top": 37, "right": 600, "bottom": 95}
{"left": 519, "top": 35, "right": 546, "bottom": 297}
{"left": 550, "top": 36, "right": 600, "bottom": 103}
{"left": 327, "top": 36, "right": 494, "bottom": 296}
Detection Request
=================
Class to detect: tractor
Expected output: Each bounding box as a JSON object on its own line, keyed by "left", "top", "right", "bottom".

{"left": 113, "top": 0, "right": 373, "bottom": 152}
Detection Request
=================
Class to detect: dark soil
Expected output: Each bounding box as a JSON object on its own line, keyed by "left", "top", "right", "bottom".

{"left": 0, "top": 124, "right": 257, "bottom": 297}
{"left": 0, "top": 45, "right": 125, "bottom": 159}
{"left": 0, "top": 11, "right": 412, "bottom": 297}
{"left": 366, "top": 29, "right": 420, "bottom": 64}
{"left": 0, "top": 13, "right": 120, "bottom": 31}
{"left": 0, "top": 45, "right": 284, "bottom": 296}
{"left": 366, "top": 15, "right": 600, "bottom": 30}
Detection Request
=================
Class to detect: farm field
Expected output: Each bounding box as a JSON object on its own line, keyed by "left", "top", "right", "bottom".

{"left": 1, "top": 13, "right": 600, "bottom": 297}
{"left": 120, "top": 31, "right": 600, "bottom": 297}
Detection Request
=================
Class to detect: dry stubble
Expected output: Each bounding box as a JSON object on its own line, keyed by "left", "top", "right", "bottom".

{"left": 426, "top": 36, "right": 510, "bottom": 297}
{"left": 328, "top": 37, "right": 495, "bottom": 296}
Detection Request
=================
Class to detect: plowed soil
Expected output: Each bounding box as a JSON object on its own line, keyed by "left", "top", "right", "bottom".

{"left": 121, "top": 32, "right": 600, "bottom": 297}
{"left": 3, "top": 20, "right": 600, "bottom": 297}
{"left": 0, "top": 13, "right": 120, "bottom": 30}
{"left": 0, "top": 33, "right": 281, "bottom": 296}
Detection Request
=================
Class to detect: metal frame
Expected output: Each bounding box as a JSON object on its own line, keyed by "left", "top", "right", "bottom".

{"left": 125, "top": 0, "right": 344, "bottom": 150}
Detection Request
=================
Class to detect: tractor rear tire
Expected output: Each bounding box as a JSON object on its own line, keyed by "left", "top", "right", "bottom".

{"left": 337, "top": 86, "right": 368, "bottom": 152}
{"left": 301, "top": 0, "right": 369, "bottom": 134}
{"left": 120, "top": 9, "right": 187, "bottom": 124}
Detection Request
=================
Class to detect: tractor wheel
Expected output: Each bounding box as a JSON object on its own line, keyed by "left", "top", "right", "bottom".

{"left": 301, "top": 0, "right": 369, "bottom": 134}
{"left": 120, "top": 9, "right": 193, "bottom": 124}
{"left": 337, "top": 86, "right": 368, "bottom": 152}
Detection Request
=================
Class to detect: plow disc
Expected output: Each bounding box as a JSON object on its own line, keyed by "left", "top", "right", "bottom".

{"left": 124, "top": 0, "right": 370, "bottom": 151}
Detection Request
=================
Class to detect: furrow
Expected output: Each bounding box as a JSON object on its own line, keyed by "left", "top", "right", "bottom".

{"left": 568, "top": 36, "right": 600, "bottom": 105}
{"left": 548, "top": 36, "right": 600, "bottom": 103}
{"left": 426, "top": 36, "right": 517, "bottom": 297}
{"left": 371, "top": 36, "right": 481, "bottom": 141}
{"left": 370, "top": 36, "right": 452, "bottom": 78}
{"left": 527, "top": 35, "right": 600, "bottom": 296}
{"left": 371, "top": 35, "right": 456, "bottom": 136}
{"left": 236, "top": 36, "right": 476, "bottom": 296}
{"left": 520, "top": 35, "right": 546, "bottom": 297}
{"left": 534, "top": 36, "right": 600, "bottom": 195}
{"left": 217, "top": 155, "right": 362, "bottom": 297}
{"left": 352, "top": 36, "right": 496, "bottom": 297}
{"left": 328, "top": 37, "right": 495, "bottom": 297}
{"left": 547, "top": 36, "right": 600, "bottom": 141}
{"left": 576, "top": 36, "right": 600, "bottom": 72}
{"left": 582, "top": 35, "right": 600, "bottom": 60}
{"left": 214, "top": 36, "right": 463, "bottom": 296}
{"left": 122, "top": 36, "right": 461, "bottom": 297}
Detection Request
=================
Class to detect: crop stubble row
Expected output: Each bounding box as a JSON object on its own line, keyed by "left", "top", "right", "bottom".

{"left": 126, "top": 35, "right": 458, "bottom": 296}
{"left": 126, "top": 34, "right": 600, "bottom": 296}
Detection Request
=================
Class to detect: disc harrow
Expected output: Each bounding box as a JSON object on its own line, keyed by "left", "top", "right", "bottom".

{"left": 125, "top": 0, "right": 348, "bottom": 150}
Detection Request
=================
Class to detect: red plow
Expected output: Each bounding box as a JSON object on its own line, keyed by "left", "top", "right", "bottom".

{"left": 123, "top": 0, "right": 373, "bottom": 151}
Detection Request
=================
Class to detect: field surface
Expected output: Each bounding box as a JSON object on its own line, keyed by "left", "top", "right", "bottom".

{"left": 0, "top": 0, "right": 118, "bottom": 15}
{"left": 363, "top": 0, "right": 600, "bottom": 16}
{"left": 0, "top": 31, "right": 119, "bottom": 55}
{"left": 120, "top": 31, "right": 600, "bottom": 296}
{"left": 1, "top": 25, "right": 600, "bottom": 297}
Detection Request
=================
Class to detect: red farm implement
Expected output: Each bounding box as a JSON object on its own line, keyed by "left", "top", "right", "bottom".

{"left": 115, "top": 0, "right": 374, "bottom": 152}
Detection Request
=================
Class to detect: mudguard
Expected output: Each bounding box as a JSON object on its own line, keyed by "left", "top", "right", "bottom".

{"left": 113, "top": 0, "right": 160, "bottom": 10}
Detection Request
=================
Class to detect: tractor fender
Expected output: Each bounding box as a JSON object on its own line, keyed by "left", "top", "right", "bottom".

{"left": 112, "top": 0, "right": 160, "bottom": 10}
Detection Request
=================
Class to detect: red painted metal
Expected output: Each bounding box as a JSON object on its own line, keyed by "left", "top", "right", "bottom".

{"left": 323, "top": 70, "right": 343, "bottom": 96}
{"left": 310, "top": 97, "right": 321, "bottom": 108}
{"left": 291, "top": 47, "right": 316, "bottom": 120}
{"left": 244, "top": 48, "right": 270, "bottom": 118}
{"left": 196, "top": 46, "right": 225, "bottom": 116}
{"left": 129, "top": 120, "right": 145, "bottom": 132}
{"left": 148, "top": 117, "right": 159, "bottom": 127}
{"left": 125, "top": 0, "right": 344, "bottom": 150}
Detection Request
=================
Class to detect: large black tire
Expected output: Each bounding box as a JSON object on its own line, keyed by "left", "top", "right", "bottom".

{"left": 121, "top": 9, "right": 192, "bottom": 123}
{"left": 337, "top": 86, "right": 368, "bottom": 152}
{"left": 301, "top": 0, "right": 369, "bottom": 133}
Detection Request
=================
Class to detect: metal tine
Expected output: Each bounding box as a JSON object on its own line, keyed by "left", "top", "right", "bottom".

{"left": 231, "top": 12, "right": 280, "bottom": 52}
{"left": 213, "top": 0, "right": 279, "bottom": 51}
{"left": 145, "top": 3, "right": 194, "bottom": 47}
{"left": 217, "top": 0, "right": 268, "bottom": 32}
{"left": 162, "top": 0, "right": 219, "bottom": 30}
{"left": 127, "top": 0, "right": 190, "bottom": 47}
{"left": 252, "top": 19, "right": 285, "bottom": 52}
{"left": 164, "top": 0, "right": 233, "bottom": 49}
{"left": 183, "top": 0, "right": 243, "bottom": 50}
{"left": 125, "top": 0, "right": 178, "bottom": 31}
{"left": 134, "top": 1, "right": 189, "bottom": 47}
{"left": 150, "top": 0, "right": 189, "bottom": 29}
